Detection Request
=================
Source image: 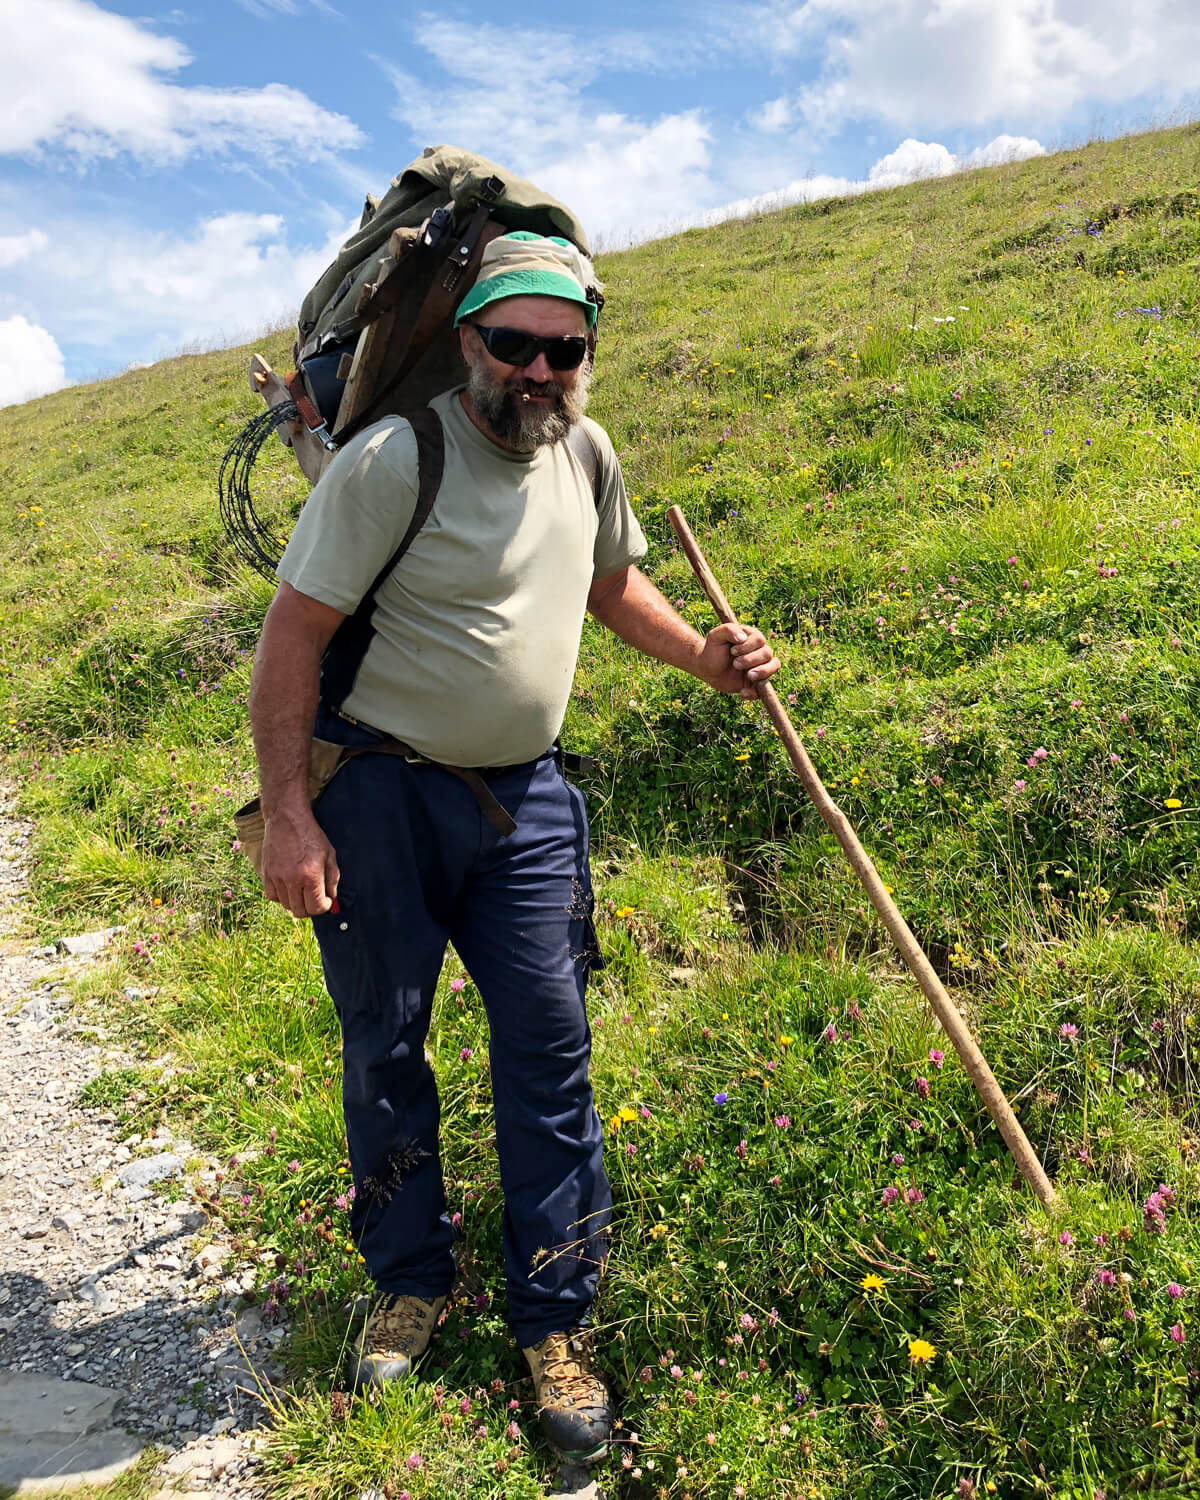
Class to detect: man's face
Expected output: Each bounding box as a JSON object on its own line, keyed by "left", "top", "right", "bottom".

{"left": 460, "top": 294, "right": 591, "bottom": 451}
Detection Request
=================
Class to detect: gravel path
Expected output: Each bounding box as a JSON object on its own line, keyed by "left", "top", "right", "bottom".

{"left": 0, "top": 786, "right": 276, "bottom": 1497}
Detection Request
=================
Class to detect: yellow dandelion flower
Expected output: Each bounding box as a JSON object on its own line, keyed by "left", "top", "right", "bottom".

{"left": 618, "top": 1107, "right": 638, "bottom": 1124}
{"left": 780, "top": 1035, "right": 795, "bottom": 1047}
{"left": 734, "top": 752, "right": 751, "bottom": 762}
{"left": 608, "top": 1114, "right": 623, "bottom": 1134}
{"left": 860, "top": 1273, "right": 885, "bottom": 1293}
{"left": 615, "top": 906, "right": 634, "bottom": 918}
{"left": 908, "top": 1338, "right": 936, "bottom": 1364}
{"left": 1165, "top": 798, "right": 1182, "bottom": 810}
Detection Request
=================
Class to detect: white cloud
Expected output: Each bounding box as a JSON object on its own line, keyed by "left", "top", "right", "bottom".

{"left": 0, "top": 204, "right": 356, "bottom": 390}
{"left": 754, "top": 96, "right": 796, "bottom": 133}
{"left": 1, "top": 0, "right": 363, "bottom": 163}
{"left": 745, "top": 0, "right": 1200, "bottom": 136}
{"left": 960, "top": 134, "right": 1047, "bottom": 168}
{"left": 659, "top": 133, "right": 1045, "bottom": 243}
{"left": 866, "top": 138, "right": 956, "bottom": 187}
{"left": 0, "top": 228, "right": 48, "bottom": 269}
{"left": 0, "top": 317, "right": 68, "bottom": 409}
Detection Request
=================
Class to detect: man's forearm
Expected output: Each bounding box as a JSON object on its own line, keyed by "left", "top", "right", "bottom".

{"left": 249, "top": 609, "right": 324, "bottom": 817}
{"left": 587, "top": 566, "right": 708, "bottom": 677}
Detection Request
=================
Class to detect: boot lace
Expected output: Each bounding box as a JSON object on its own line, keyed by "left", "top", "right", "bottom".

{"left": 366, "top": 1295, "right": 439, "bottom": 1356}
{"left": 534, "top": 1332, "right": 601, "bottom": 1408}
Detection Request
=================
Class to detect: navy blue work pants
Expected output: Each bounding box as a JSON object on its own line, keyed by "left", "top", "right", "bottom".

{"left": 309, "top": 710, "right": 611, "bottom": 1348}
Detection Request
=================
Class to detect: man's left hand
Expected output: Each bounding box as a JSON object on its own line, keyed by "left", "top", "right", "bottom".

{"left": 695, "top": 623, "right": 781, "bottom": 698}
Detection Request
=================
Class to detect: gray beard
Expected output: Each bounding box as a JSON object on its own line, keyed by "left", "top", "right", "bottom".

{"left": 465, "top": 358, "right": 592, "bottom": 451}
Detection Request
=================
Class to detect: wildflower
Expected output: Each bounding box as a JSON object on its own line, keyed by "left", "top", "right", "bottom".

{"left": 1033, "top": 746, "right": 1049, "bottom": 760}
{"left": 614, "top": 906, "right": 634, "bottom": 917}
{"left": 1058, "top": 1230, "right": 1073, "bottom": 1246}
{"left": 929, "top": 1049, "right": 944, "bottom": 1069}
{"left": 1006, "top": 556, "right": 1018, "bottom": 566}
{"left": 1059, "top": 1023, "right": 1079, "bottom": 1040}
{"left": 906, "top": 1187, "right": 925, "bottom": 1204}
{"left": 459, "top": 1047, "right": 472, "bottom": 1061}
{"left": 822, "top": 1023, "right": 837, "bottom": 1042}
{"left": 405, "top": 1453, "right": 424, "bottom": 1471}
{"left": 1165, "top": 798, "right": 1182, "bottom": 810}
{"left": 892, "top": 1153, "right": 905, "bottom": 1166}
{"left": 907, "top": 1119, "right": 922, "bottom": 1132}
{"left": 714, "top": 1092, "right": 729, "bottom": 1106}
{"left": 1144, "top": 1188, "right": 1173, "bottom": 1234}
{"left": 734, "top": 752, "right": 750, "bottom": 762}
{"left": 774, "top": 1115, "right": 791, "bottom": 1129}
{"left": 1095, "top": 1268, "right": 1117, "bottom": 1287}
{"left": 861, "top": 1273, "right": 886, "bottom": 1293}
{"left": 736, "top": 1138, "right": 747, "bottom": 1159}
{"left": 287, "top": 1160, "right": 300, "bottom": 1173}
{"left": 1013, "top": 778, "right": 1027, "bottom": 792}
{"left": 1167, "top": 1282, "right": 1185, "bottom": 1299}
{"left": 449, "top": 977, "right": 466, "bottom": 992}
{"left": 780, "top": 1034, "right": 795, "bottom": 1046}
{"left": 882, "top": 1185, "right": 900, "bottom": 1206}
{"left": 915, "top": 1076, "right": 930, "bottom": 1099}
{"left": 908, "top": 1338, "right": 937, "bottom": 1365}
{"left": 1169, "top": 1322, "right": 1186, "bottom": 1345}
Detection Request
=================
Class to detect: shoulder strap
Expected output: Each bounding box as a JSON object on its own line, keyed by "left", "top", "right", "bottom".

{"left": 567, "top": 423, "right": 601, "bottom": 509}
{"left": 319, "top": 407, "right": 446, "bottom": 713}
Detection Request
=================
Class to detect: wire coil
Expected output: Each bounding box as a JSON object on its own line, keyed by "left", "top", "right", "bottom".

{"left": 217, "top": 402, "right": 303, "bottom": 579}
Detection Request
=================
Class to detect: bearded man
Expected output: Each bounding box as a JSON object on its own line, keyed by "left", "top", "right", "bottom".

{"left": 248, "top": 233, "right": 780, "bottom": 1463}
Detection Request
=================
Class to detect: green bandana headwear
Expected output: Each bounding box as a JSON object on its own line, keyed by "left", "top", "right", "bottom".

{"left": 454, "top": 231, "right": 599, "bottom": 328}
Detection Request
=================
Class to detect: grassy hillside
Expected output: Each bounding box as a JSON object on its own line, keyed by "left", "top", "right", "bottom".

{"left": 3, "top": 124, "right": 1200, "bottom": 1498}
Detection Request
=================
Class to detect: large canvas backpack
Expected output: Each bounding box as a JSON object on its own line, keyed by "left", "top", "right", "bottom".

{"left": 290, "top": 145, "right": 597, "bottom": 452}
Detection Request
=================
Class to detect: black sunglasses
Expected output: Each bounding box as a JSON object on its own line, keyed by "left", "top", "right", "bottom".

{"left": 472, "top": 325, "right": 589, "bottom": 370}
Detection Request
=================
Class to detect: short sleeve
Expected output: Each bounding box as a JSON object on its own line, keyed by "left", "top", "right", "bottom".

{"left": 276, "top": 417, "right": 420, "bottom": 614}
{"left": 582, "top": 418, "right": 648, "bottom": 578}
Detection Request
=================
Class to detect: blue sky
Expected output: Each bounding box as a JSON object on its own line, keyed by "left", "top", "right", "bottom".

{"left": 2, "top": 0, "right": 1199, "bottom": 405}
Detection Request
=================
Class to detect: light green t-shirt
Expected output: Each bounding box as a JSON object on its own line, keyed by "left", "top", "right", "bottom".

{"left": 277, "top": 387, "right": 648, "bottom": 767}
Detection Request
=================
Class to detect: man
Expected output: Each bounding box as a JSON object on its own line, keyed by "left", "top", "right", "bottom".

{"left": 249, "top": 232, "right": 780, "bottom": 1463}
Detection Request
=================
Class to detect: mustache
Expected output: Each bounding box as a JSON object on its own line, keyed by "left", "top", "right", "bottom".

{"left": 511, "top": 376, "right": 563, "bottom": 401}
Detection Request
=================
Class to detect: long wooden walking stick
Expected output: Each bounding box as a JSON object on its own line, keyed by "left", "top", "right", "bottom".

{"left": 667, "top": 505, "right": 1057, "bottom": 1211}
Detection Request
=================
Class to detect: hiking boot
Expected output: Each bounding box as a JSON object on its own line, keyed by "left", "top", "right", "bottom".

{"left": 521, "top": 1328, "right": 613, "bottom": 1463}
{"left": 351, "top": 1293, "right": 446, "bottom": 1390}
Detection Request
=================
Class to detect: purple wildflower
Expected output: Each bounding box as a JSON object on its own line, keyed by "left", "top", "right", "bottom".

{"left": 928, "top": 1049, "right": 945, "bottom": 1069}
{"left": 882, "top": 1185, "right": 900, "bottom": 1206}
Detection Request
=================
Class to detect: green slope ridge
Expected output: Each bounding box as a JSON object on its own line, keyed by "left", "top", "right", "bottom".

{"left": 3, "top": 124, "right": 1199, "bottom": 1498}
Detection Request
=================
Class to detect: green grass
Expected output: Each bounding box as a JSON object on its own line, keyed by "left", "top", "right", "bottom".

{"left": 4, "top": 124, "right": 1200, "bottom": 1497}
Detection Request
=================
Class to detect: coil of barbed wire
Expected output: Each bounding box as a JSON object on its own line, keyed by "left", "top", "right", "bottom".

{"left": 217, "top": 401, "right": 303, "bottom": 579}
